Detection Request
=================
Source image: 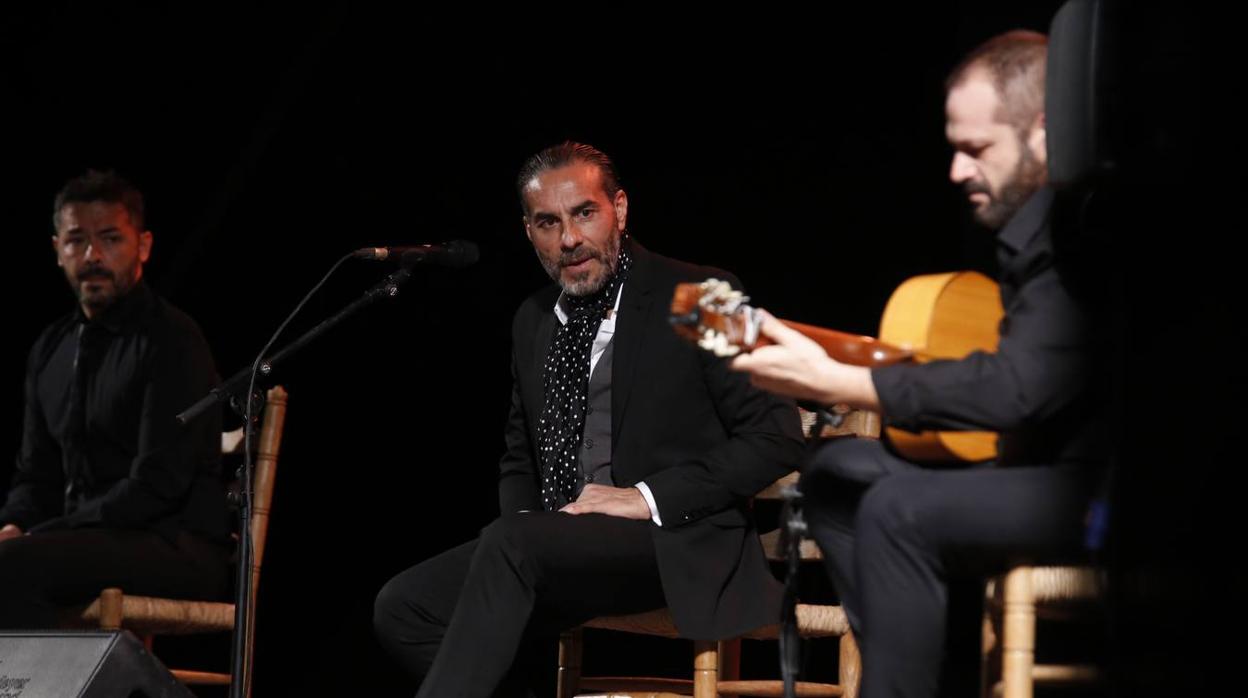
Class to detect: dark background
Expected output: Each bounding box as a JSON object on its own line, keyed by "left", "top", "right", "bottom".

{"left": 1, "top": 3, "right": 1216, "bottom": 696}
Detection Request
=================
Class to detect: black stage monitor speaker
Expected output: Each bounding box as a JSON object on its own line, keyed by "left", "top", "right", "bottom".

{"left": 0, "top": 630, "right": 193, "bottom": 698}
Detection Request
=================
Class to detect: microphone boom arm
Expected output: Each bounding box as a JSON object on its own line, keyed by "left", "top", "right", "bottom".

{"left": 176, "top": 267, "right": 413, "bottom": 425}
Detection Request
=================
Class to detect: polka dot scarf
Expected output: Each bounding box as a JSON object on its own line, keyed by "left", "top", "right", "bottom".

{"left": 537, "top": 242, "right": 633, "bottom": 511}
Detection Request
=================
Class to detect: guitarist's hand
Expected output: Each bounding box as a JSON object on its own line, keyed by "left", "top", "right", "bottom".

{"left": 731, "top": 310, "right": 880, "bottom": 411}
{"left": 0, "top": 524, "right": 22, "bottom": 542}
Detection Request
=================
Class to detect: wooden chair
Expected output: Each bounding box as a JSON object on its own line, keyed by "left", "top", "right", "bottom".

{"left": 557, "top": 407, "right": 876, "bottom": 698}
{"left": 981, "top": 564, "right": 1104, "bottom": 698}
{"left": 77, "top": 385, "right": 289, "bottom": 692}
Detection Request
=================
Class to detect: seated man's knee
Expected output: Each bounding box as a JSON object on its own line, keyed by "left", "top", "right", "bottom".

{"left": 856, "top": 474, "right": 925, "bottom": 540}
{"left": 373, "top": 574, "right": 408, "bottom": 641}
{"left": 373, "top": 558, "right": 454, "bottom": 644}
{"left": 478, "top": 515, "right": 537, "bottom": 559}
{"left": 477, "top": 514, "right": 557, "bottom": 589}
{"left": 800, "top": 438, "right": 885, "bottom": 507}
{"left": 803, "top": 438, "right": 889, "bottom": 483}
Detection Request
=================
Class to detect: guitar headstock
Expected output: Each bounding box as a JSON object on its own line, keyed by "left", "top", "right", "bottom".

{"left": 669, "top": 279, "right": 761, "bottom": 357}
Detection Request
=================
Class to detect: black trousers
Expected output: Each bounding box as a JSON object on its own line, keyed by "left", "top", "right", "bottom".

{"left": 800, "top": 438, "right": 1095, "bottom": 698}
{"left": 0, "top": 527, "right": 231, "bottom": 629}
{"left": 374, "top": 511, "right": 668, "bottom": 698}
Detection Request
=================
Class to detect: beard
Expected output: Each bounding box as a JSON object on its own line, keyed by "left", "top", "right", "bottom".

{"left": 537, "top": 228, "right": 621, "bottom": 297}
{"left": 967, "top": 139, "right": 1047, "bottom": 230}
{"left": 70, "top": 264, "right": 137, "bottom": 312}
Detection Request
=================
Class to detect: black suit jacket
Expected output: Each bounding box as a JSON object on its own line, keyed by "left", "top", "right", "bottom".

{"left": 499, "top": 242, "right": 805, "bottom": 639}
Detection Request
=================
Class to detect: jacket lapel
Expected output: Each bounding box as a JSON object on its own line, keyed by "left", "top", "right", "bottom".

{"left": 611, "top": 243, "right": 657, "bottom": 443}
{"left": 527, "top": 311, "right": 557, "bottom": 424}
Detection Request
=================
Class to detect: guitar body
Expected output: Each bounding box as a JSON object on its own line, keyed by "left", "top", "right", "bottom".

{"left": 879, "top": 271, "right": 1003, "bottom": 462}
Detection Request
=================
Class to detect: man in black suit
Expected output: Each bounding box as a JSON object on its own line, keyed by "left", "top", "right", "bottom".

{"left": 374, "top": 142, "right": 803, "bottom": 697}
{"left": 731, "top": 32, "right": 1105, "bottom": 698}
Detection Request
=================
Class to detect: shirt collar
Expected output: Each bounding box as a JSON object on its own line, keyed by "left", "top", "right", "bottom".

{"left": 996, "top": 186, "right": 1054, "bottom": 255}
{"left": 553, "top": 282, "right": 625, "bottom": 326}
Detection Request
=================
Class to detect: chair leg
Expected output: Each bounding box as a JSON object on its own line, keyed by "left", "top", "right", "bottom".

{"left": 693, "top": 640, "right": 719, "bottom": 698}
{"left": 981, "top": 588, "right": 1002, "bottom": 698}
{"left": 839, "top": 630, "right": 862, "bottom": 698}
{"left": 1001, "top": 567, "right": 1035, "bottom": 698}
{"left": 99, "top": 588, "right": 123, "bottom": 630}
{"left": 557, "top": 627, "right": 583, "bottom": 698}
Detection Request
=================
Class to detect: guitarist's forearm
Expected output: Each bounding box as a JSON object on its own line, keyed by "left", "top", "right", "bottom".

{"left": 728, "top": 312, "right": 883, "bottom": 411}
{"left": 820, "top": 363, "right": 881, "bottom": 413}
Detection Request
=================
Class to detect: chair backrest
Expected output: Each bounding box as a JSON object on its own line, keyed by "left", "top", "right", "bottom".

{"left": 221, "top": 386, "right": 289, "bottom": 593}
{"left": 798, "top": 405, "right": 881, "bottom": 443}
{"left": 755, "top": 406, "right": 882, "bottom": 561}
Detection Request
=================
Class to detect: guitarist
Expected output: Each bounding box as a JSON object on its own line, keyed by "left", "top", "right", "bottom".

{"left": 731, "top": 31, "right": 1104, "bottom": 698}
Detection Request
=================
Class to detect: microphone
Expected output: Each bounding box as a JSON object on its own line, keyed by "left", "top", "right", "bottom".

{"left": 353, "top": 240, "right": 479, "bottom": 268}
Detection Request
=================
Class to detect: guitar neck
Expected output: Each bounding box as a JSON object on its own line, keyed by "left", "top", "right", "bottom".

{"left": 669, "top": 280, "right": 921, "bottom": 366}
{"left": 775, "top": 319, "right": 915, "bottom": 368}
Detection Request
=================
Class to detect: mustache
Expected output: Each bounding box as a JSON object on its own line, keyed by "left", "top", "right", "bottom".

{"left": 76, "top": 266, "right": 114, "bottom": 282}
{"left": 963, "top": 181, "right": 992, "bottom": 197}
{"left": 559, "top": 248, "right": 602, "bottom": 267}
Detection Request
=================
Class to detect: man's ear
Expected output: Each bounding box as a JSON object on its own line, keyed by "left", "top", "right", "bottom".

{"left": 1027, "top": 111, "right": 1047, "bottom": 166}
{"left": 138, "top": 230, "right": 153, "bottom": 264}
{"left": 613, "top": 189, "right": 629, "bottom": 231}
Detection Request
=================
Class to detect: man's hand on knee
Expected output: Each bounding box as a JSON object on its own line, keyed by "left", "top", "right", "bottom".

{"left": 0, "top": 524, "right": 23, "bottom": 542}
{"left": 560, "top": 484, "right": 651, "bottom": 520}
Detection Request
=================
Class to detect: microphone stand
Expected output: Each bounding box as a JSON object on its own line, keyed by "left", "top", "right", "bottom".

{"left": 777, "top": 406, "right": 840, "bottom": 698}
{"left": 779, "top": 484, "right": 806, "bottom": 698}
{"left": 176, "top": 266, "right": 413, "bottom": 698}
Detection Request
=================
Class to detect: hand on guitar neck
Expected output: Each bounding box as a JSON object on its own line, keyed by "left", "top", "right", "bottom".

{"left": 729, "top": 309, "right": 881, "bottom": 412}
{"left": 670, "top": 274, "right": 1005, "bottom": 462}
{"left": 668, "top": 277, "right": 899, "bottom": 411}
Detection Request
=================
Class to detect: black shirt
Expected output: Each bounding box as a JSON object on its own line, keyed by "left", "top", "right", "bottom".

{"left": 0, "top": 281, "right": 227, "bottom": 541}
{"left": 872, "top": 188, "right": 1102, "bottom": 468}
